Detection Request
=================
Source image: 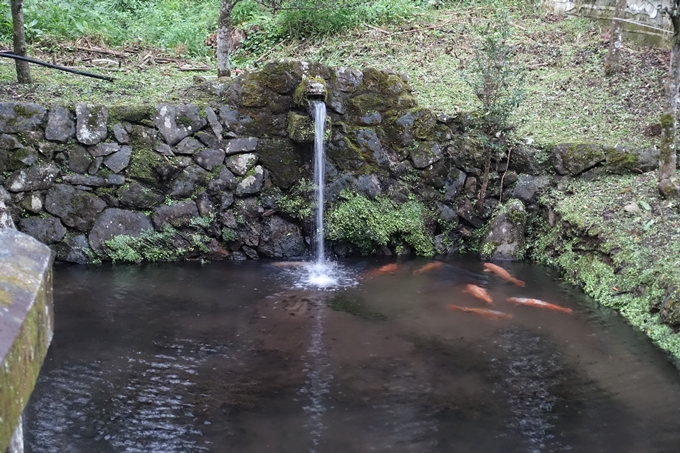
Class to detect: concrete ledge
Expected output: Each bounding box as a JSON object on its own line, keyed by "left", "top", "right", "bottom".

{"left": 0, "top": 229, "right": 54, "bottom": 451}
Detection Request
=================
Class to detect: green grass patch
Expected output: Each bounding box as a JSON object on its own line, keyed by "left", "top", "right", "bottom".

{"left": 530, "top": 172, "right": 680, "bottom": 360}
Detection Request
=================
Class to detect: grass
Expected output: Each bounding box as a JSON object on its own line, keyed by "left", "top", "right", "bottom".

{"left": 530, "top": 171, "right": 680, "bottom": 361}
{"left": 0, "top": 3, "right": 666, "bottom": 151}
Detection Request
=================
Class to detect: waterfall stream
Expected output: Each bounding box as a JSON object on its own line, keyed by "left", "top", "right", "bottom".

{"left": 311, "top": 100, "right": 326, "bottom": 265}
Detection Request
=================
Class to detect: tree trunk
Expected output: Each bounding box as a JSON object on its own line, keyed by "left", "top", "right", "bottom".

{"left": 604, "top": 0, "right": 626, "bottom": 76}
{"left": 10, "top": 0, "right": 31, "bottom": 83}
{"left": 477, "top": 153, "right": 491, "bottom": 214}
{"left": 217, "top": 0, "right": 234, "bottom": 78}
{"left": 659, "top": 13, "right": 680, "bottom": 198}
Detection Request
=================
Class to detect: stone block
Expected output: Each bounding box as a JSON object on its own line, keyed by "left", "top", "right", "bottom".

{"left": 0, "top": 229, "right": 53, "bottom": 452}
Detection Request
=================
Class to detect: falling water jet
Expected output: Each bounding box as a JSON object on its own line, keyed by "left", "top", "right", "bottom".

{"left": 312, "top": 100, "right": 327, "bottom": 266}
{"left": 303, "top": 100, "right": 339, "bottom": 289}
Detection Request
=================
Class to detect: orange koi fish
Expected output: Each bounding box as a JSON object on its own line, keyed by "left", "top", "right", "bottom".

{"left": 413, "top": 262, "right": 444, "bottom": 275}
{"left": 447, "top": 304, "right": 513, "bottom": 320}
{"left": 462, "top": 284, "right": 493, "bottom": 304}
{"left": 365, "top": 263, "right": 399, "bottom": 277}
{"left": 506, "top": 297, "right": 573, "bottom": 314}
{"left": 484, "top": 263, "right": 525, "bottom": 287}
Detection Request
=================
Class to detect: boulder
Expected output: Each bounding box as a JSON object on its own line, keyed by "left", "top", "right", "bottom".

{"left": 0, "top": 102, "right": 46, "bottom": 133}
{"left": 207, "top": 166, "right": 238, "bottom": 193}
{"left": 152, "top": 200, "right": 199, "bottom": 229}
{"left": 193, "top": 148, "right": 226, "bottom": 171}
{"left": 18, "top": 217, "right": 67, "bottom": 244}
{"left": 55, "top": 234, "right": 92, "bottom": 264}
{"left": 456, "top": 199, "right": 483, "bottom": 229}
{"left": 235, "top": 165, "right": 264, "bottom": 197}
{"left": 44, "top": 184, "right": 106, "bottom": 232}
{"left": 226, "top": 153, "right": 258, "bottom": 176}
{"left": 118, "top": 182, "right": 165, "bottom": 209}
{"left": 195, "top": 130, "right": 220, "bottom": 149}
{"left": 205, "top": 106, "right": 223, "bottom": 141}
{"left": 511, "top": 175, "right": 552, "bottom": 204}
{"left": 443, "top": 168, "right": 466, "bottom": 202}
{"left": 355, "top": 129, "right": 390, "bottom": 169}
{"left": 155, "top": 104, "right": 207, "bottom": 146}
{"left": 89, "top": 208, "right": 154, "bottom": 254}
{"left": 225, "top": 137, "right": 259, "bottom": 155}
{"left": 20, "top": 192, "right": 43, "bottom": 214}
{"left": 45, "top": 105, "right": 75, "bottom": 142}
{"left": 89, "top": 142, "right": 120, "bottom": 157}
{"left": 171, "top": 164, "right": 209, "bottom": 198}
{"left": 552, "top": 143, "right": 605, "bottom": 176}
{"left": 4, "top": 163, "right": 60, "bottom": 192}
{"left": 75, "top": 104, "right": 109, "bottom": 145}
{"left": 410, "top": 142, "right": 442, "bottom": 169}
{"left": 112, "top": 123, "right": 130, "bottom": 144}
{"left": 256, "top": 138, "right": 306, "bottom": 189}
{"left": 67, "top": 145, "right": 93, "bottom": 174}
{"left": 103, "top": 145, "right": 132, "bottom": 173}
{"left": 7, "top": 146, "right": 38, "bottom": 170}
{"left": 605, "top": 146, "right": 660, "bottom": 174}
{"left": 356, "top": 174, "right": 381, "bottom": 199}
{"left": 257, "top": 215, "right": 307, "bottom": 259}
{"left": 479, "top": 198, "right": 526, "bottom": 261}
{"left": 174, "top": 136, "right": 204, "bottom": 155}
{"left": 0, "top": 200, "right": 15, "bottom": 229}
{"left": 61, "top": 174, "right": 106, "bottom": 187}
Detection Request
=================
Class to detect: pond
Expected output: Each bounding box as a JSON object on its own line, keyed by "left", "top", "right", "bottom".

{"left": 24, "top": 256, "right": 680, "bottom": 452}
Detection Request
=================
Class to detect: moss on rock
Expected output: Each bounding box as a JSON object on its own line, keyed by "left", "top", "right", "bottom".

{"left": 326, "top": 190, "right": 433, "bottom": 256}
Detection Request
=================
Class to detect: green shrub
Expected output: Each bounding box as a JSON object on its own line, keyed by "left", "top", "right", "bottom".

{"left": 326, "top": 190, "right": 433, "bottom": 256}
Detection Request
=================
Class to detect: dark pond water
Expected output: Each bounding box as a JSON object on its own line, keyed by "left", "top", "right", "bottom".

{"left": 24, "top": 256, "right": 680, "bottom": 453}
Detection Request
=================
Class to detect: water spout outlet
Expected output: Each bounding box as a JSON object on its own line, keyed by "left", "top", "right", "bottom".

{"left": 293, "top": 77, "right": 328, "bottom": 113}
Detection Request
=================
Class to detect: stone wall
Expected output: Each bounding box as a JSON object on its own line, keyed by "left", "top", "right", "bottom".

{"left": 544, "top": 0, "right": 671, "bottom": 45}
{"left": 0, "top": 228, "right": 54, "bottom": 452}
{"left": 0, "top": 61, "right": 657, "bottom": 263}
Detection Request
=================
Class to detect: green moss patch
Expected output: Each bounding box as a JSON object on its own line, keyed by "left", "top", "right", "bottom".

{"left": 326, "top": 190, "right": 433, "bottom": 256}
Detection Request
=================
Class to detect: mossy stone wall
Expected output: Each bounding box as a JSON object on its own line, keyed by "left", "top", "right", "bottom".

{"left": 0, "top": 229, "right": 54, "bottom": 452}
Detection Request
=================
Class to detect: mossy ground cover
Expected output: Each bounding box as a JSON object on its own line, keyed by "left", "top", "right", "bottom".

{"left": 530, "top": 171, "right": 680, "bottom": 361}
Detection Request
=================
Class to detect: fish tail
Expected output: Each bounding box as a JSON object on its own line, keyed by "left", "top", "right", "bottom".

{"left": 512, "top": 278, "right": 525, "bottom": 287}
{"left": 447, "top": 304, "right": 464, "bottom": 312}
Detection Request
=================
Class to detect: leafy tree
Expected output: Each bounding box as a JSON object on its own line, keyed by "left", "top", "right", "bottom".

{"left": 10, "top": 0, "right": 31, "bottom": 83}
{"left": 659, "top": 1, "right": 680, "bottom": 198}
{"left": 460, "top": 10, "right": 525, "bottom": 213}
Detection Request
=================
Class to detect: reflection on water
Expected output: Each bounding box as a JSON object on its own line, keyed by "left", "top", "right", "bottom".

{"left": 24, "top": 257, "right": 680, "bottom": 452}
